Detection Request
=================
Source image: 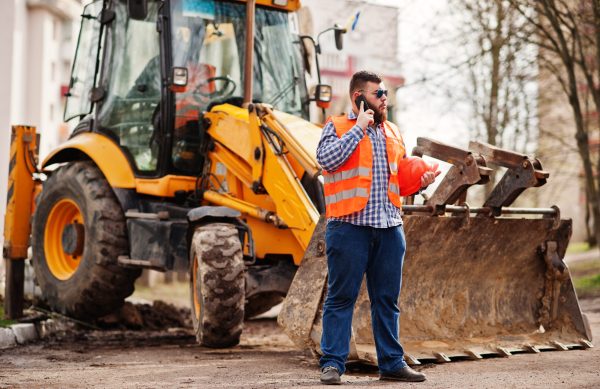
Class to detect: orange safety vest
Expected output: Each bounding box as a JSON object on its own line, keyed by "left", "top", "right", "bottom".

{"left": 322, "top": 116, "right": 406, "bottom": 217}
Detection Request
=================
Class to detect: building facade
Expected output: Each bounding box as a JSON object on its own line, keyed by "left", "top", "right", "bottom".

{"left": 300, "top": 0, "right": 404, "bottom": 121}
{"left": 1, "top": 0, "right": 83, "bottom": 289}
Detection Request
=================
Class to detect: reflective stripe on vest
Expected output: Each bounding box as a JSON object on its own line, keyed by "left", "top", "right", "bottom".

{"left": 389, "top": 182, "right": 400, "bottom": 196}
{"left": 325, "top": 187, "right": 369, "bottom": 205}
{"left": 323, "top": 166, "right": 371, "bottom": 185}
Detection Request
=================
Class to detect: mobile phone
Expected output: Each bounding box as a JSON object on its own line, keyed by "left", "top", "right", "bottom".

{"left": 355, "top": 94, "right": 371, "bottom": 111}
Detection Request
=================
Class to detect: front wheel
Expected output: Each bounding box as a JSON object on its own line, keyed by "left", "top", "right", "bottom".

{"left": 31, "top": 161, "right": 140, "bottom": 319}
{"left": 189, "top": 223, "right": 245, "bottom": 348}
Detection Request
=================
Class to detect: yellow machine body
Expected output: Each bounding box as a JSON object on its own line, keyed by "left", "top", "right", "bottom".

{"left": 4, "top": 125, "right": 39, "bottom": 260}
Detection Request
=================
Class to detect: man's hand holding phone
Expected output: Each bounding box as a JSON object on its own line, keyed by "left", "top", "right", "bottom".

{"left": 355, "top": 96, "right": 374, "bottom": 131}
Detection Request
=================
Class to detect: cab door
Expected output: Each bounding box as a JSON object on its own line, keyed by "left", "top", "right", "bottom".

{"left": 94, "top": 0, "right": 162, "bottom": 176}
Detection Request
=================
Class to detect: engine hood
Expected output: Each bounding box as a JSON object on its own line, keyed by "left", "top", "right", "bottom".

{"left": 272, "top": 110, "right": 323, "bottom": 164}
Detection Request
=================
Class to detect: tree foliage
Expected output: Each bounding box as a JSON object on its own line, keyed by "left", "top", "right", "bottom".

{"left": 452, "top": 0, "right": 537, "bottom": 153}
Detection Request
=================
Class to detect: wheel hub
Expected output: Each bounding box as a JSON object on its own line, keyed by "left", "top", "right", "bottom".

{"left": 61, "top": 222, "right": 85, "bottom": 256}
{"left": 192, "top": 255, "right": 201, "bottom": 321}
{"left": 44, "top": 198, "right": 84, "bottom": 280}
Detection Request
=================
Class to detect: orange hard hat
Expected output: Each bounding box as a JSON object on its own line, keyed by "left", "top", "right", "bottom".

{"left": 397, "top": 156, "right": 439, "bottom": 196}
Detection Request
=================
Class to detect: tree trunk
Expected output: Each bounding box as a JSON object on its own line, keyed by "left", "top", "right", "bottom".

{"left": 484, "top": 1, "right": 504, "bottom": 196}
{"left": 567, "top": 66, "right": 600, "bottom": 247}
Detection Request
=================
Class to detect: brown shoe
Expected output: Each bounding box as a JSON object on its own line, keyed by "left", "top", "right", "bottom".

{"left": 380, "top": 366, "right": 426, "bottom": 382}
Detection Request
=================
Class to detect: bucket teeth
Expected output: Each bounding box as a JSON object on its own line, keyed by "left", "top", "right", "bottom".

{"left": 496, "top": 347, "right": 511, "bottom": 357}
{"left": 579, "top": 339, "right": 594, "bottom": 349}
{"left": 434, "top": 352, "right": 451, "bottom": 363}
{"left": 465, "top": 349, "right": 483, "bottom": 360}
{"left": 551, "top": 341, "right": 568, "bottom": 351}
{"left": 403, "top": 354, "right": 421, "bottom": 365}
{"left": 525, "top": 344, "right": 540, "bottom": 353}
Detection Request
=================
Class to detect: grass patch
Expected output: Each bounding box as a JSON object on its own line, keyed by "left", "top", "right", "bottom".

{"left": 0, "top": 305, "right": 17, "bottom": 328}
{"left": 574, "top": 274, "right": 600, "bottom": 299}
{"left": 570, "top": 259, "right": 600, "bottom": 298}
{"left": 569, "top": 259, "right": 600, "bottom": 278}
{"left": 567, "top": 241, "right": 591, "bottom": 254}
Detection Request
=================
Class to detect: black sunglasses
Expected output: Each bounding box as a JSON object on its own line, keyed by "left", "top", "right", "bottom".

{"left": 359, "top": 88, "right": 388, "bottom": 99}
{"left": 375, "top": 89, "right": 388, "bottom": 98}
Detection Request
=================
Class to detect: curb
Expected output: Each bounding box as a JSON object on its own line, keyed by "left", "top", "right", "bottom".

{"left": 0, "top": 318, "right": 78, "bottom": 349}
{"left": 0, "top": 323, "right": 38, "bottom": 348}
{"left": 0, "top": 327, "right": 17, "bottom": 349}
{"left": 11, "top": 323, "right": 38, "bottom": 344}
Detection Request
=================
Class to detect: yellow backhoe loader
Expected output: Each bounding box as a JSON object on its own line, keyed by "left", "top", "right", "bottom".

{"left": 3, "top": 0, "right": 592, "bottom": 364}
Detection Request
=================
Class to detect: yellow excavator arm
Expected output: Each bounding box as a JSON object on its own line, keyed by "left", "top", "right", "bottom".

{"left": 202, "top": 103, "right": 321, "bottom": 264}
{"left": 3, "top": 125, "right": 40, "bottom": 318}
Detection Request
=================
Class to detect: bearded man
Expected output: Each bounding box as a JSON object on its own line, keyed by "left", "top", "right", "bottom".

{"left": 316, "top": 70, "right": 438, "bottom": 385}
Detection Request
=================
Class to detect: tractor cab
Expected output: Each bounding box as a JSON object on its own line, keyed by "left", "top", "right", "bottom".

{"left": 64, "top": 0, "right": 311, "bottom": 178}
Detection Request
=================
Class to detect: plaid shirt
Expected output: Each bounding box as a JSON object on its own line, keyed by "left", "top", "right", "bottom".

{"left": 317, "top": 112, "right": 402, "bottom": 228}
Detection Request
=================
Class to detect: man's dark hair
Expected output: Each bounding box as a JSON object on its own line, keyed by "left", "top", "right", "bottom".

{"left": 349, "top": 71, "right": 382, "bottom": 96}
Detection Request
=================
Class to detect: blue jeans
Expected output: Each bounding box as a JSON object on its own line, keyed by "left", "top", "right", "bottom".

{"left": 319, "top": 221, "right": 407, "bottom": 375}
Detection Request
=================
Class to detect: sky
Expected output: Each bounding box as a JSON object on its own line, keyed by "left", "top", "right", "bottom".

{"left": 355, "top": 0, "right": 472, "bottom": 188}
{"left": 363, "top": 0, "right": 472, "bottom": 155}
{"left": 395, "top": 1, "right": 471, "bottom": 152}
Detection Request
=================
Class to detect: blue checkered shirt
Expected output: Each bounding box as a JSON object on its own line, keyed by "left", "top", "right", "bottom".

{"left": 316, "top": 112, "right": 403, "bottom": 228}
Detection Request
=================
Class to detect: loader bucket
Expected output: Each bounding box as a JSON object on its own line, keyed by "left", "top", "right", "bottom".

{"left": 278, "top": 138, "right": 593, "bottom": 365}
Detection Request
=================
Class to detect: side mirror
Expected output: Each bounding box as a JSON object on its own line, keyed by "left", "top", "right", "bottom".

{"left": 333, "top": 24, "right": 346, "bottom": 51}
{"left": 127, "top": 0, "right": 148, "bottom": 21}
{"left": 315, "top": 84, "right": 332, "bottom": 108}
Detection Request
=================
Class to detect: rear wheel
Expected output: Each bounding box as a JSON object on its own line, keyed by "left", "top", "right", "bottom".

{"left": 189, "top": 223, "right": 245, "bottom": 347}
{"left": 31, "top": 161, "right": 140, "bottom": 319}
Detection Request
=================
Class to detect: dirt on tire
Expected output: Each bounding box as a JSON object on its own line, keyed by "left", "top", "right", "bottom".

{"left": 190, "top": 223, "right": 245, "bottom": 348}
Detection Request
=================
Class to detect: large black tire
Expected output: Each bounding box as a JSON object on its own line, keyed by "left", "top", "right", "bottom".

{"left": 189, "top": 223, "right": 245, "bottom": 348}
{"left": 31, "top": 161, "right": 140, "bottom": 319}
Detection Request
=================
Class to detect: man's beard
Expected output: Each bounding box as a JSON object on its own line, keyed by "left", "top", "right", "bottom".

{"left": 374, "top": 107, "right": 387, "bottom": 124}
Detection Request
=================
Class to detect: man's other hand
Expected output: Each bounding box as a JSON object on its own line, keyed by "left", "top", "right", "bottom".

{"left": 420, "top": 170, "right": 441, "bottom": 189}
{"left": 356, "top": 101, "right": 375, "bottom": 130}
